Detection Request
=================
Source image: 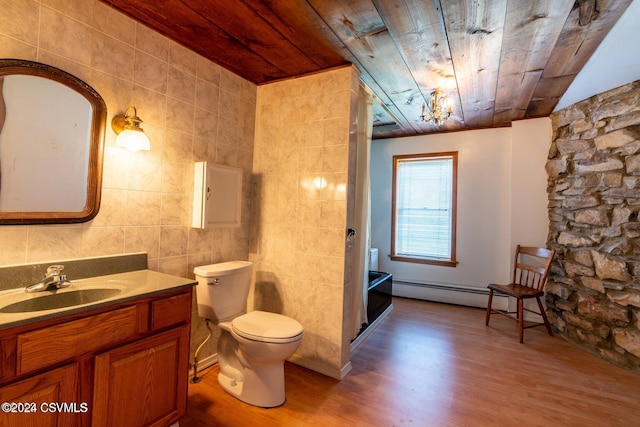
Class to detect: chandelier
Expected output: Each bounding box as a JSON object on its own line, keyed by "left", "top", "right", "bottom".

{"left": 420, "top": 89, "right": 452, "bottom": 125}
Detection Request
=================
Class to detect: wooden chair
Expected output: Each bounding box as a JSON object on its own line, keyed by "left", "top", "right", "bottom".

{"left": 485, "top": 245, "right": 556, "bottom": 343}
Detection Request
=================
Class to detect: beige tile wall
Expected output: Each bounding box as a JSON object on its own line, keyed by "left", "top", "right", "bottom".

{"left": 251, "top": 66, "right": 360, "bottom": 378}
{"left": 0, "top": 0, "right": 256, "bottom": 364}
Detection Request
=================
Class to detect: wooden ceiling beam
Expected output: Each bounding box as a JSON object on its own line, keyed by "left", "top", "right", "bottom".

{"left": 103, "top": 0, "right": 288, "bottom": 82}
{"left": 528, "top": 0, "right": 633, "bottom": 113}
{"left": 442, "top": 0, "right": 507, "bottom": 128}
{"left": 180, "top": 0, "right": 322, "bottom": 76}
{"left": 493, "top": 0, "right": 574, "bottom": 125}
{"left": 372, "top": 0, "right": 461, "bottom": 133}
{"left": 527, "top": 74, "right": 575, "bottom": 117}
{"left": 240, "top": 1, "right": 348, "bottom": 70}
{"left": 307, "top": 0, "right": 421, "bottom": 135}
{"left": 98, "top": 0, "right": 633, "bottom": 139}
{"left": 577, "top": 0, "right": 598, "bottom": 26}
{"left": 268, "top": 0, "right": 417, "bottom": 137}
{"left": 542, "top": 0, "right": 633, "bottom": 78}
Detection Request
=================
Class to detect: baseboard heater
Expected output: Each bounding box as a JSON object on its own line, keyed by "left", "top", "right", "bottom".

{"left": 393, "top": 280, "right": 508, "bottom": 310}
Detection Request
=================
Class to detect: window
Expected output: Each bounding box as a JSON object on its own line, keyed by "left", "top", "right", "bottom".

{"left": 391, "top": 152, "right": 458, "bottom": 267}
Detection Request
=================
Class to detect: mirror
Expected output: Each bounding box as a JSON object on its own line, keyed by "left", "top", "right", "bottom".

{"left": 0, "top": 59, "right": 106, "bottom": 224}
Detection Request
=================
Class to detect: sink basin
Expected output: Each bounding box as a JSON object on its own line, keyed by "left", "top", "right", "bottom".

{"left": 0, "top": 288, "right": 122, "bottom": 313}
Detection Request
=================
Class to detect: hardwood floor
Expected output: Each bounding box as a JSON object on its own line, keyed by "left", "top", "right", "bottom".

{"left": 179, "top": 297, "right": 640, "bottom": 426}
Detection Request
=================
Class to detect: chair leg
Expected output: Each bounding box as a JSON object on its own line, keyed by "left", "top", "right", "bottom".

{"left": 485, "top": 289, "right": 494, "bottom": 326}
{"left": 536, "top": 296, "right": 553, "bottom": 336}
{"left": 518, "top": 298, "right": 524, "bottom": 343}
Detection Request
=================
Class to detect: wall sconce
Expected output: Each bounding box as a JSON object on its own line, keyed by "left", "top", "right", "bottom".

{"left": 111, "top": 106, "right": 150, "bottom": 152}
{"left": 420, "top": 89, "right": 452, "bottom": 126}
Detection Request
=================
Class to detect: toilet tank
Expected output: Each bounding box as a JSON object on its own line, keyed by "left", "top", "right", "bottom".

{"left": 369, "top": 248, "right": 379, "bottom": 271}
{"left": 194, "top": 260, "right": 253, "bottom": 322}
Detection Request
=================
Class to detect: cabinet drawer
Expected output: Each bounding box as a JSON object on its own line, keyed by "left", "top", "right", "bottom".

{"left": 17, "top": 306, "right": 138, "bottom": 375}
{"left": 150, "top": 291, "right": 191, "bottom": 331}
{"left": 151, "top": 292, "right": 191, "bottom": 331}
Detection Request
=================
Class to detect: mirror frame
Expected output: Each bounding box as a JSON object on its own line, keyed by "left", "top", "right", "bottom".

{"left": 0, "top": 59, "right": 106, "bottom": 224}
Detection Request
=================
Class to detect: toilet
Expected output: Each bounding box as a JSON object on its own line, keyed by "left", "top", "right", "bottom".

{"left": 194, "top": 261, "right": 304, "bottom": 407}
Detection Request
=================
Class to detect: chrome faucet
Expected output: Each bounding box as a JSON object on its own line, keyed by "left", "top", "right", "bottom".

{"left": 25, "top": 265, "right": 71, "bottom": 293}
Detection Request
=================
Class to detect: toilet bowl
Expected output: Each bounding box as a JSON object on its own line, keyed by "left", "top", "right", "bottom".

{"left": 194, "top": 261, "right": 304, "bottom": 407}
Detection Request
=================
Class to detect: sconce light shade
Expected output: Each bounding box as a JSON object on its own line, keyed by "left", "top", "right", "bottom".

{"left": 111, "top": 106, "right": 150, "bottom": 152}
{"left": 115, "top": 129, "right": 150, "bottom": 152}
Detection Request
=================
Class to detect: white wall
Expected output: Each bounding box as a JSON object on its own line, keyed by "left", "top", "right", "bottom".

{"left": 510, "top": 118, "right": 552, "bottom": 250}
{"left": 370, "top": 118, "right": 551, "bottom": 307}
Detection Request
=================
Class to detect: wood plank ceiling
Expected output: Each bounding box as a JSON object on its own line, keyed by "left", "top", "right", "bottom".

{"left": 100, "top": 0, "right": 632, "bottom": 139}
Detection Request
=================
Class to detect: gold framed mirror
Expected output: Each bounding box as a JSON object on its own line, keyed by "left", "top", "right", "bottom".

{"left": 0, "top": 59, "right": 106, "bottom": 224}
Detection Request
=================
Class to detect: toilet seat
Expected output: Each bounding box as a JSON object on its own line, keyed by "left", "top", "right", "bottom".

{"left": 232, "top": 311, "right": 303, "bottom": 343}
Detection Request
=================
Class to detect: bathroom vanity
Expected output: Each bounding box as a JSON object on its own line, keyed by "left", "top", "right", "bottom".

{"left": 0, "top": 257, "right": 195, "bottom": 427}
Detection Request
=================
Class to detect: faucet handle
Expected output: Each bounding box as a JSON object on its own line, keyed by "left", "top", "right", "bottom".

{"left": 47, "top": 264, "right": 64, "bottom": 276}
{"left": 46, "top": 265, "right": 65, "bottom": 276}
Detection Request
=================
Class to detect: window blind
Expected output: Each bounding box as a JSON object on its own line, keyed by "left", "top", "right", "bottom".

{"left": 395, "top": 155, "right": 453, "bottom": 260}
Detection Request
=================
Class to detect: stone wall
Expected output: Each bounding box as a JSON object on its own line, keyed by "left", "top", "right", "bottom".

{"left": 546, "top": 80, "right": 640, "bottom": 374}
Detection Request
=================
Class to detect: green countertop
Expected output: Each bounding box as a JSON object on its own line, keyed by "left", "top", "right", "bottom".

{"left": 0, "top": 269, "right": 196, "bottom": 330}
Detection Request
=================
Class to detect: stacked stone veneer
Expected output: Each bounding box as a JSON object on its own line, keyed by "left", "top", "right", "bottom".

{"left": 546, "top": 80, "right": 640, "bottom": 373}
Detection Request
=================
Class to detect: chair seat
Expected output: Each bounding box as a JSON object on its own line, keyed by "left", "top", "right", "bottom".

{"left": 487, "top": 283, "right": 544, "bottom": 298}
{"left": 485, "top": 245, "right": 555, "bottom": 343}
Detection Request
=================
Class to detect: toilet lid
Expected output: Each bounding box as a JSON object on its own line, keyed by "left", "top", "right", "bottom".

{"left": 194, "top": 260, "right": 252, "bottom": 277}
{"left": 232, "top": 311, "right": 304, "bottom": 343}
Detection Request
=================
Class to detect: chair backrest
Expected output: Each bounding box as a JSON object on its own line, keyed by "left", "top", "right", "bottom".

{"left": 512, "top": 245, "right": 555, "bottom": 291}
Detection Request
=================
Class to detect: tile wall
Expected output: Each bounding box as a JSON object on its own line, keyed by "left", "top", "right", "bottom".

{"left": 0, "top": 0, "right": 256, "bottom": 364}
{"left": 251, "top": 66, "right": 360, "bottom": 378}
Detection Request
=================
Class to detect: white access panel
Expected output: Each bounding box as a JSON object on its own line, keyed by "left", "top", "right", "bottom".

{"left": 192, "top": 162, "right": 242, "bottom": 228}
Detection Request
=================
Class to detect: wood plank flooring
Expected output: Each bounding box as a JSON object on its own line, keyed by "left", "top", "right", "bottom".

{"left": 179, "top": 297, "right": 640, "bottom": 426}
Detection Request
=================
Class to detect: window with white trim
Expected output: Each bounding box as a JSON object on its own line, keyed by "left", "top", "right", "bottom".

{"left": 391, "top": 152, "right": 458, "bottom": 267}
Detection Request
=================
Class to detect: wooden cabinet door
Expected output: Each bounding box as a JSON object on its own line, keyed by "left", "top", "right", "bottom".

{"left": 0, "top": 363, "right": 79, "bottom": 427}
{"left": 92, "top": 326, "right": 189, "bottom": 427}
